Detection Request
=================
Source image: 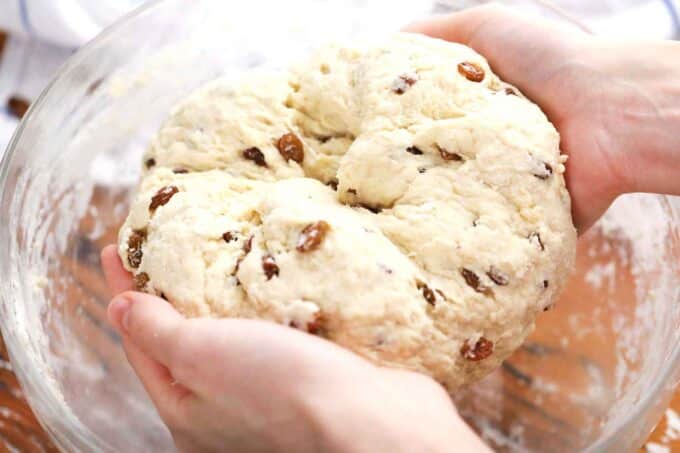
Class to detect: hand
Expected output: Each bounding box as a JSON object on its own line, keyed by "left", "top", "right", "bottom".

{"left": 408, "top": 5, "right": 680, "bottom": 232}
{"left": 101, "top": 245, "right": 489, "bottom": 453}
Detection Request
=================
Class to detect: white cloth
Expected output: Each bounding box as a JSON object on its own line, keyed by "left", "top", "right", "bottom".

{"left": 0, "top": 0, "right": 144, "bottom": 48}
{"left": 0, "top": 0, "right": 146, "bottom": 152}
{"left": 0, "top": 0, "right": 678, "bottom": 156}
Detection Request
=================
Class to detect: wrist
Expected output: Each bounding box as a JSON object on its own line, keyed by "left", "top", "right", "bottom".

{"left": 585, "top": 40, "right": 680, "bottom": 197}
{"left": 300, "top": 369, "right": 486, "bottom": 453}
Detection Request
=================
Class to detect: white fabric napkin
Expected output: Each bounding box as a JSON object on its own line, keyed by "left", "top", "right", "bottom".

{"left": 0, "top": 0, "right": 144, "bottom": 48}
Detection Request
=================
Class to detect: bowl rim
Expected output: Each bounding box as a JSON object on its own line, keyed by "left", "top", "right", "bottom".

{"left": 1, "top": 0, "right": 679, "bottom": 451}
{"left": 0, "top": 2, "right": 171, "bottom": 451}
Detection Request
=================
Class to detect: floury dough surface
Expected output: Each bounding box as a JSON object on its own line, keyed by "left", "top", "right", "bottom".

{"left": 119, "top": 33, "right": 577, "bottom": 390}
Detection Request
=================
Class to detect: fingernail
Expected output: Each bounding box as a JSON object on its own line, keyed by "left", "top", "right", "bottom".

{"left": 109, "top": 295, "right": 132, "bottom": 333}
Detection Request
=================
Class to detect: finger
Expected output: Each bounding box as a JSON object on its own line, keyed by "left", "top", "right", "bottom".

{"left": 101, "top": 244, "right": 133, "bottom": 294}
{"left": 120, "top": 335, "right": 193, "bottom": 421}
{"left": 108, "top": 291, "right": 184, "bottom": 369}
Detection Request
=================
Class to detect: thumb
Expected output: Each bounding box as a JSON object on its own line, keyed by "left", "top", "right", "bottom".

{"left": 108, "top": 291, "right": 184, "bottom": 368}
{"left": 108, "top": 292, "right": 194, "bottom": 422}
{"left": 405, "top": 4, "right": 586, "bottom": 108}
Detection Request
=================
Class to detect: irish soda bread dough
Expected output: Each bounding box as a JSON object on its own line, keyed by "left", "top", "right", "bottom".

{"left": 119, "top": 33, "right": 576, "bottom": 390}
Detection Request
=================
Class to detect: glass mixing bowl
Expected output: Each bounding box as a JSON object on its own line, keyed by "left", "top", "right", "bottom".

{"left": 0, "top": 0, "right": 678, "bottom": 451}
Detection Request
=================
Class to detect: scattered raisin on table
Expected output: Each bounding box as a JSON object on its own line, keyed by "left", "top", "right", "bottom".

{"left": 487, "top": 266, "right": 509, "bottom": 286}
{"left": 276, "top": 133, "right": 305, "bottom": 163}
{"left": 262, "top": 254, "right": 279, "bottom": 280}
{"left": 222, "top": 232, "right": 237, "bottom": 243}
{"left": 243, "top": 147, "right": 267, "bottom": 167}
{"left": 127, "top": 228, "right": 147, "bottom": 268}
{"left": 149, "top": 186, "right": 179, "bottom": 213}
{"left": 460, "top": 337, "right": 494, "bottom": 361}
{"left": 7, "top": 96, "right": 30, "bottom": 119}
{"left": 145, "top": 158, "right": 156, "bottom": 169}
{"left": 406, "top": 146, "right": 423, "bottom": 155}
{"left": 457, "top": 62, "right": 485, "bottom": 82}
{"left": 297, "top": 221, "right": 331, "bottom": 252}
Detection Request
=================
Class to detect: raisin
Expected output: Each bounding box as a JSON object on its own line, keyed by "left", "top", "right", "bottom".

{"left": 297, "top": 221, "right": 331, "bottom": 252}
{"left": 543, "top": 304, "right": 553, "bottom": 312}
{"left": 276, "top": 133, "right": 304, "bottom": 163}
{"left": 533, "top": 162, "right": 553, "bottom": 180}
{"left": 460, "top": 268, "right": 489, "bottom": 294}
{"left": 145, "top": 158, "right": 156, "bottom": 169}
{"left": 290, "top": 312, "right": 326, "bottom": 336}
{"left": 243, "top": 235, "right": 253, "bottom": 254}
{"left": 326, "top": 178, "right": 339, "bottom": 191}
{"left": 418, "top": 167, "right": 427, "bottom": 174}
{"left": 222, "top": 232, "right": 237, "bottom": 243}
{"left": 437, "top": 145, "right": 463, "bottom": 161}
{"left": 173, "top": 168, "right": 189, "bottom": 174}
{"left": 487, "top": 267, "right": 509, "bottom": 286}
{"left": 7, "top": 96, "right": 29, "bottom": 119}
{"left": 392, "top": 72, "right": 418, "bottom": 94}
{"left": 529, "top": 232, "right": 545, "bottom": 251}
{"left": 457, "top": 62, "right": 485, "bottom": 82}
{"left": 361, "top": 204, "right": 382, "bottom": 214}
{"left": 406, "top": 146, "right": 424, "bottom": 155}
{"left": 460, "top": 337, "right": 494, "bottom": 361}
{"left": 504, "top": 87, "right": 517, "bottom": 96}
{"left": 543, "top": 279, "right": 549, "bottom": 289}
{"left": 133, "top": 272, "right": 150, "bottom": 291}
{"left": 378, "top": 263, "right": 393, "bottom": 275}
{"left": 127, "top": 228, "right": 147, "bottom": 268}
{"left": 262, "top": 254, "right": 279, "bottom": 280}
{"left": 243, "top": 147, "right": 267, "bottom": 167}
{"left": 307, "top": 312, "right": 326, "bottom": 336}
{"left": 149, "top": 186, "right": 179, "bottom": 213}
{"left": 416, "top": 279, "right": 436, "bottom": 306}
{"left": 232, "top": 236, "right": 253, "bottom": 276}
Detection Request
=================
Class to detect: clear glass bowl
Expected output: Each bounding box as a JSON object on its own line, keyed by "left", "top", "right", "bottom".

{"left": 0, "top": 1, "right": 678, "bottom": 451}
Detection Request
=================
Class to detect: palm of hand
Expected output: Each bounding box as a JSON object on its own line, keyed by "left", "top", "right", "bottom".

{"left": 408, "top": 4, "right": 641, "bottom": 232}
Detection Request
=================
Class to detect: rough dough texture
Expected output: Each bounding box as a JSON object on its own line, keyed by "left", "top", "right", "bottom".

{"left": 119, "top": 33, "right": 576, "bottom": 390}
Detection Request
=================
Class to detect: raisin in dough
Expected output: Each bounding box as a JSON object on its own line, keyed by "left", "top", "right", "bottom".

{"left": 119, "top": 33, "right": 576, "bottom": 390}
